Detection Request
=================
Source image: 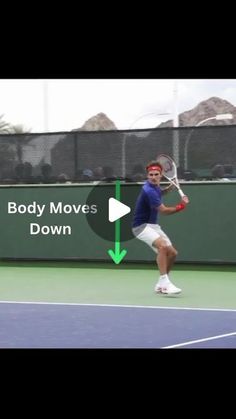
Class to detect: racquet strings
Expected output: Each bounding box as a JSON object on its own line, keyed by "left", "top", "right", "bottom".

{"left": 157, "top": 155, "right": 176, "bottom": 179}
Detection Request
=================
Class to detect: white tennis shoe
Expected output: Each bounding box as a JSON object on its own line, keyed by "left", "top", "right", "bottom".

{"left": 155, "top": 281, "right": 182, "bottom": 295}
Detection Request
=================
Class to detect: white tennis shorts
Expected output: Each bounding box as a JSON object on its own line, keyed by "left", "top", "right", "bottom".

{"left": 132, "top": 223, "right": 172, "bottom": 253}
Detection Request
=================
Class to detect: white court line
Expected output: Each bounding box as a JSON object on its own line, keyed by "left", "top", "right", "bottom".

{"left": 162, "top": 331, "right": 236, "bottom": 348}
{"left": 0, "top": 300, "right": 236, "bottom": 312}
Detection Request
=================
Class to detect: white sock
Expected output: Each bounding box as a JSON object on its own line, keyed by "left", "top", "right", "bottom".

{"left": 159, "top": 274, "right": 170, "bottom": 285}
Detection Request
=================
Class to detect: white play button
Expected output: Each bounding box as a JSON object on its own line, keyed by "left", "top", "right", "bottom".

{"left": 108, "top": 198, "right": 131, "bottom": 222}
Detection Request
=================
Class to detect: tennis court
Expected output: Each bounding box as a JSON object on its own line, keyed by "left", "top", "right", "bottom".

{"left": 1, "top": 261, "right": 235, "bottom": 348}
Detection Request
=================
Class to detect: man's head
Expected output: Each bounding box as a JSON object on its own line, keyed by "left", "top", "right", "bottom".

{"left": 146, "top": 161, "right": 163, "bottom": 185}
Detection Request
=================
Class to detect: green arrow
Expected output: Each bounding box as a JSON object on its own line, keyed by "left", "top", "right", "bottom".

{"left": 107, "top": 180, "right": 128, "bottom": 264}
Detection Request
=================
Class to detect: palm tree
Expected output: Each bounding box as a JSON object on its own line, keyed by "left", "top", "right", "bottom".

{"left": 7, "top": 124, "right": 32, "bottom": 163}
{"left": 0, "top": 116, "right": 32, "bottom": 165}
{"left": 0, "top": 114, "right": 31, "bottom": 134}
{"left": 0, "top": 114, "right": 12, "bottom": 133}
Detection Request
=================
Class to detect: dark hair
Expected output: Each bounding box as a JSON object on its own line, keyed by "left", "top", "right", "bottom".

{"left": 211, "top": 164, "right": 225, "bottom": 178}
{"left": 145, "top": 161, "right": 163, "bottom": 172}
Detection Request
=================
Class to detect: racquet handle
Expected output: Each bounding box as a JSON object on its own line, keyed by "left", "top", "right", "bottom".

{"left": 177, "top": 188, "right": 186, "bottom": 199}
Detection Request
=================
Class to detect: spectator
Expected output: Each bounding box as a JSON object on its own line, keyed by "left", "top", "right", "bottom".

{"left": 13, "top": 163, "right": 25, "bottom": 183}
{"left": 211, "top": 164, "right": 231, "bottom": 182}
{"left": 81, "top": 168, "right": 94, "bottom": 181}
{"left": 57, "top": 173, "right": 70, "bottom": 183}
{"left": 102, "top": 165, "right": 117, "bottom": 182}
{"left": 23, "top": 162, "right": 35, "bottom": 183}
{"left": 130, "top": 164, "right": 145, "bottom": 181}
{"left": 93, "top": 166, "right": 104, "bottom": 180}
{"left": 39, "top": 163, "right": 56, "bottom": 183}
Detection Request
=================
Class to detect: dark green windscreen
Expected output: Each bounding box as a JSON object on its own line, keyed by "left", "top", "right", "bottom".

{"left": 0, "top": 183, "right": 235, "bottom": 263}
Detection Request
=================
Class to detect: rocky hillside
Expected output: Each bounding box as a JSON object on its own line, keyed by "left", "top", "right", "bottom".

{"left": 159, "top": 97, "right": 236, "bottom": 127}
{"left": 74, "top": 112, "right": 117, "bottom": 131}
{"left": 74, "top": 97, "right": 236, "bottom": 130}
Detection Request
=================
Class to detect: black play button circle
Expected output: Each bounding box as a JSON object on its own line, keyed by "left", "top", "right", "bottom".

{"left": 86, "top": 181, "right": 141, "bottom": 242}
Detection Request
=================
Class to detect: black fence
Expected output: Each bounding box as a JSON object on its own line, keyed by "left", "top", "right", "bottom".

{"left": 0, "top": 125, "right": 236, "bottom": 184}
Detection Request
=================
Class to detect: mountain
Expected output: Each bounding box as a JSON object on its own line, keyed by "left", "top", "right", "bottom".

{"left": 74, "top": 112, "right": 117, "bottom": 131}
{"left": 74, "top": 97, "right": 236, "bottom": 130}
{"left": 159, "top": 97, "right": 236, "bottom": 127}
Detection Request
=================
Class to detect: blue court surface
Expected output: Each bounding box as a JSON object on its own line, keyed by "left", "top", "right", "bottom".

{"left": 1, "top": 261, "right": 236, "bottom": 349}
{"left": 0, "top": 302, "right": 235, "bottom": 348}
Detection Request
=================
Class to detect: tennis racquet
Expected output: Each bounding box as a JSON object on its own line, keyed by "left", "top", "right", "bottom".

{"left": 156, "top": 154, "right": 186, "bottom": 199}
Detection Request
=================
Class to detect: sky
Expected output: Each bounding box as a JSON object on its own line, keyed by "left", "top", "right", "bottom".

{"left": 0, "top": 79, "right": 236, "bottom": 132}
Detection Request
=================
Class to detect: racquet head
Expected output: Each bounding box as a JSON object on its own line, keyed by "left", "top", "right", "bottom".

{"left": 156, "top": 154, "right": 177, "bottom": 180}
{"left": 157, "top": 154, "right": 188, "bottom": 201}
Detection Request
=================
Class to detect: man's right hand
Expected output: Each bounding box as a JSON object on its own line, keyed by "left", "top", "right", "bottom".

{"left": 182, "top": 195, "right": 189, "bottom": 204}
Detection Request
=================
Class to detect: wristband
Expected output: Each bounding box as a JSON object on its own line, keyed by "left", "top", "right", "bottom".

{"left": 175, "top": 203, "right": 185, "bottom": 212}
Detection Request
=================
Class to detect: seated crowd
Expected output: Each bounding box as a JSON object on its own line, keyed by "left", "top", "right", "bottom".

{"left": 0, "top": 162, "right": 235, "bottom": 184}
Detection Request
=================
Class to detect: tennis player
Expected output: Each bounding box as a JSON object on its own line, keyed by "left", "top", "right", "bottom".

{"left": 132, "top": 161, "right": 189, "bottom": 295}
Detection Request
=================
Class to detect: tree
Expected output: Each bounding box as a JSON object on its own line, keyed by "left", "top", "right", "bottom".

{"left": 0, "top": 116, "right": 32, "bottom": 179}
{"left": 0, "top": 114, "right": 12, "bottom": 133}
{"left": 0, "top": 114, "right": 31, "bottom": 134}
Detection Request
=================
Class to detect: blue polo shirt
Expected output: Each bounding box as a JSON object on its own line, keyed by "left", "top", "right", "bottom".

{"left": 132, "top": 181, "right": 162, "bottom": 227}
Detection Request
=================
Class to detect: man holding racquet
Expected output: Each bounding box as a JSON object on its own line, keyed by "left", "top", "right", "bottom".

{"left": 132, "top": 160, "right": 189, "bottom": 295}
